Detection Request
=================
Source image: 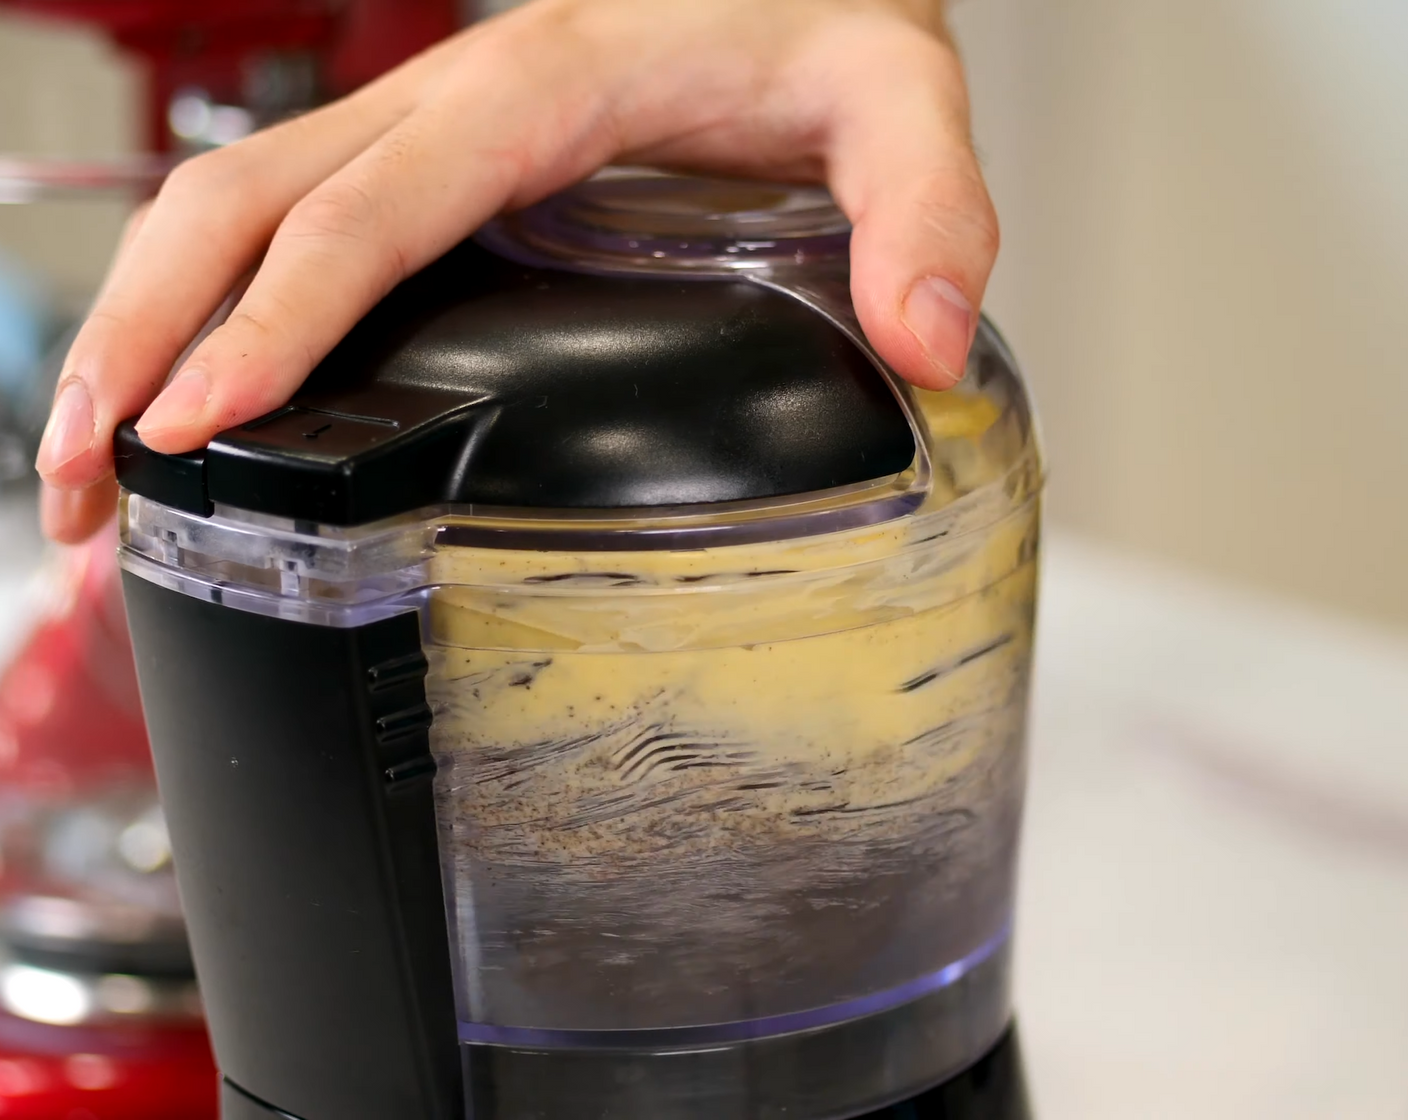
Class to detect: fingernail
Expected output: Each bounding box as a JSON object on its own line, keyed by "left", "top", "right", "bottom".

{"left": 36, "top": 380, "right": 95, "bottom": 476}
{"left": 137, "top": 368, "right": 210, "bottom": 438}
{"left": 902, "top": 277, "right": 974, "bottom": 385}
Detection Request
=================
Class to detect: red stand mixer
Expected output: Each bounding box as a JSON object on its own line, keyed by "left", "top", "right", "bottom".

{"left": 0, "top": 3, "right": 460, "bottom": 1114}
{"left": 0, "top": 0, "right": 460, "bottom": 152}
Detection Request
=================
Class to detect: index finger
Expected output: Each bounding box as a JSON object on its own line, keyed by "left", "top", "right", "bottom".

{"left": 34, "top": 41, "right": 458, "bottom": 494}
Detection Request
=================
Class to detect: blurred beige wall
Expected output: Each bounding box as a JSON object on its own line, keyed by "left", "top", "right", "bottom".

{"left": 952, "top": 0, "right": 1408, "bottom": 630}
{"left": 0, "top": 12, "right": 140, "bottom": 313}
{"left": 3, "top": 4, "right": 1406, "bottom": 629}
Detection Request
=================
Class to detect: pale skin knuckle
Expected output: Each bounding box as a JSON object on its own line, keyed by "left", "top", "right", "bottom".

{"left": 911, "top": 166, "right": 999, "bottom": 257}
{"left": 223, "top": 309, "right": 279, "bottom": 343}
{"left": 283, "top": 180, "right": 382, "bottom": 245}
{"left": 372, "top": 128, "right": 418, "bottom": 172}
{"left": 279, "top": 179, "right": 413, "bottom": 291}
{"left": 64, "top": 309, "right": 143, "bottom": 381}
{"left": 221, "top": 302, "right": 320, "bottom": 385}
{"left": 954, "top": 193, "right": 1001, "bottom": 261}
{"left": 149, "top": 150, "right": 278, "bottom": 267}
{"left": 895, "top": 38, "right": 970, "bottom": 119}
{"left": 816, "top": 6, "right": 955, "bottom": 71}
{"left": 221, "top": 308, "right": 307, "bottom": 372}
{"left": 824, "top": 12, "right": 965, "bottom": 113}
{"left": 977, "top": 207, "right": 1001, "bottom": 260}
{"left": 78, "top": 307, "right": 134, "bottom": 338}
{"left": 925, "top": 203, "right": 1000, "bottom": 269}
{"left": 157, "top": 147, "right": 242, "bottom": 205}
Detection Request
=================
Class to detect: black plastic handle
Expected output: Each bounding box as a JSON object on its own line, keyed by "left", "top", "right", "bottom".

{"left": 122, "top": 575, "right": 460, "bottom": 1120}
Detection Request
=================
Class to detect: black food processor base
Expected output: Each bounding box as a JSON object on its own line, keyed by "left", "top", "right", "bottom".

{"left": 859, "top": 1028, "right": 1030, "bottom": 1120}
{"left": 223, "top": 1082, "right": 297, "bottom": 1119}
{"left": 219, "top": 1028, "right": 1030, "bottom": 1120}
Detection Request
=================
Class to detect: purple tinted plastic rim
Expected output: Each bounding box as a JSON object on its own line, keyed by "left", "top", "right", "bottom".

{"left": 481, "top": 174, "right": 853, "bottom": 275}
{"left": 432, "top": 485, "right": 925, "bottom": 552}
{"left": 457, "top": 919, "right": 1011, "bottom": 1051}
{"left": 502, "top": 202, "right": 852, "bottom": 270}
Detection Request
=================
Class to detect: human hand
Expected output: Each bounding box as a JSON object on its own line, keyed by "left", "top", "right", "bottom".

{"left": 35, "top": 0, "right": 998, "bottom": 543}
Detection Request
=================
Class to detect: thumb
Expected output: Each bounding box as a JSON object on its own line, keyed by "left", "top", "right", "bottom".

{"left": 826, "top": 28, "right": 999, "bottom": 390}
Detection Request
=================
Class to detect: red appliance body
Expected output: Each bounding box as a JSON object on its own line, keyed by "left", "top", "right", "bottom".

{"left": 0, "top": 3, "right": 460, "bottom": 1114}
{"left": 0, "top": 0, "right": 459, "bottom": 149}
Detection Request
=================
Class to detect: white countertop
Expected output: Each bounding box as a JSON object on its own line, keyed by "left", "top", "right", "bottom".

{"left": 0, "top": 503, "right": 1404, "bottom": 1117}
{"left": 1020, "top": 535, "right": 1408, "bottom": 1119}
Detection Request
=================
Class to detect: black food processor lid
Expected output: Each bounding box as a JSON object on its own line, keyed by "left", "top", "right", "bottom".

{"left": 116, "top": 173, "right": 916, "bottom": 527}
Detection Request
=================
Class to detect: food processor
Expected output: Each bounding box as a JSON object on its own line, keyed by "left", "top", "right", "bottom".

{"left": 114, "top": 171, "right": 1042, "bottom": 1120}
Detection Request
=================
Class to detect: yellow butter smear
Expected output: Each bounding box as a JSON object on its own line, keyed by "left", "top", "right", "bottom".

{"left": 424, "top": 385, "right": 1041, "bottom": 1032}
